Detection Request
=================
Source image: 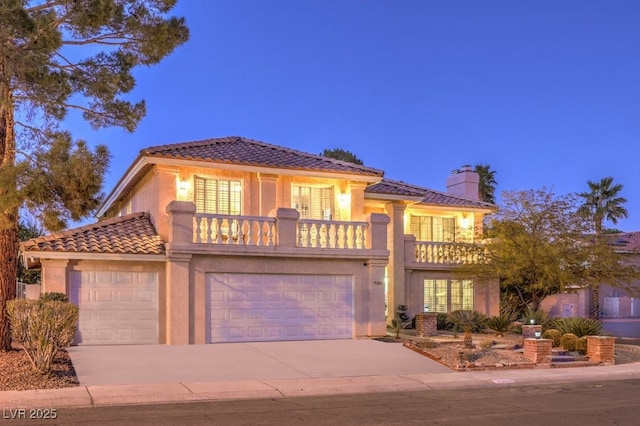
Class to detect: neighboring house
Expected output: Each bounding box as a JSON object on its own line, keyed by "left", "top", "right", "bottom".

{"left": 541, "top": 232, "right": 640, "bottom": 319}
{"left": 20, "top": 136, "right": 498, "bottom": 346}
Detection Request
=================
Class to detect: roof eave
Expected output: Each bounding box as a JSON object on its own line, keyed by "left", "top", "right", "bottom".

{"left": 364, "top": 193, "right": 424, "bottom": 203}
{"left": 21, "top": 251, "right": 166, "bottom": 268}
{"left": 96, "top": 155, "right": 151, "bottom": 218}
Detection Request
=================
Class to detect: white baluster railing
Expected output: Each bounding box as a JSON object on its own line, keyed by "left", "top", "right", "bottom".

{"left": 194, "top": 214, "right": 276, "bottom": 246}
{"left": 413, "top": 241, "right": 484, "bottom": 264}
{"left": 297, "top": 220, "right": 368, "bottom": 249}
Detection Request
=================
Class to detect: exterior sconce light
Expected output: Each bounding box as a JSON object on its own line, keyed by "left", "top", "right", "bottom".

{"left": 178, "top": 178, "right": 189, "bottom": 200}
{"left": 534, "top": 331, "right": 541, "bottom": 339}
{"left": 339, "top": 193, "right": 350, "bottom": 209}
{"left": 460, "top": 214, "right": 471, "bottom": 229}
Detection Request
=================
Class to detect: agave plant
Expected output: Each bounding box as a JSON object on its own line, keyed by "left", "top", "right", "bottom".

{"left": 447, "top": 310, "right": 488, "bottom": 348}
{"left": 550, "top": 317, "right": 602, "bottom": 337}
{"left": 486, "top": 314, "right": 514, "bottom": 336}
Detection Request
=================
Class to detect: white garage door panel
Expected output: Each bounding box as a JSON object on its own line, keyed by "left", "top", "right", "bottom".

{"left": 70, "top": 271, "right": 158, "bottom": 345}
{"left": 207, "top": 273, "right": 353, "bottom": 343}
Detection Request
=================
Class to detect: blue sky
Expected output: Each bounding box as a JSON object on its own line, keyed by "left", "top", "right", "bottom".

{"left": 66, "top": 1, "right": 640, "bottom": 231}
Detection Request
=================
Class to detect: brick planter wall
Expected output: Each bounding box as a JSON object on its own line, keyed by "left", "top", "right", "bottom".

{"left": 524, "top": 338, "right": 552, "bottom": 365}
{"left": 587, "top": 336, "right": 616, "bottom": 365}
{"left": 522, "top": 325, "right": 542, "bottom": 340}
{"left": 415, "top": 313, "right": 437, "bottom": 337}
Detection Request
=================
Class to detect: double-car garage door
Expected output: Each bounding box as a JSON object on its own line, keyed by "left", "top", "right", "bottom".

{"left": 207, "top": 273, "right": 353, "bottom": 343}
{"left": 70, "top": 271, "right": 158, "bottom": 345}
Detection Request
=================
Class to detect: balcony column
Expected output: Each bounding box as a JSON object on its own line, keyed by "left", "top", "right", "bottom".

{"left": 347, "top": 181, "right": 367, "bottom": 221}
{"left": 366, "top": 213, "right": 390, "bottom": 250}
{"left": 366, "top": 259, "right": 388, "bottom": 337}
{"left": 274, "top": 208, "right": 300, "bottom": 247}
{"left": 165, "top": 201, "right": 196, "bottom": 345}
{"left": 166, "top": 201, "right": 196, "bottom": 244}
{"left": 385, "top": 201, "right": 406, "bottom": 321}
{"left": 258, "top": 173, "right": 279, "bottom": 217}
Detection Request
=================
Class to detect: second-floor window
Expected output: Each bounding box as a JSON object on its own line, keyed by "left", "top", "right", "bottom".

{"left": 410, "top": 215, "right": 456, "bottom": 242}
{"left": 195, "top": 177, "right": 241, "bottom": 215}
{"left": 291, "top": 185, "right": 333, "bottom": 220}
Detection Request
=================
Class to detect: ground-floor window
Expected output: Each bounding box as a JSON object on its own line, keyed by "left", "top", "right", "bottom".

{"left": 424, "top": 279, "right": 473, "bottom": 313}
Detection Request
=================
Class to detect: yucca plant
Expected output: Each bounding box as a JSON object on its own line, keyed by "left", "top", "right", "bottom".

{"left": 549, "top": 317, "right": 602, "bottom": 337}
{"left": 447, "top": 310, "right": 488, "bottom": 348}
{"left": 486, "top": 314, "right": 514, "bottom": 336}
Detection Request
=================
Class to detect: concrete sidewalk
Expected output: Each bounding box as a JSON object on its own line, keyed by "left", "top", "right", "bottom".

{"left": 2, "top": 340, "right": 640, "bottom": 409}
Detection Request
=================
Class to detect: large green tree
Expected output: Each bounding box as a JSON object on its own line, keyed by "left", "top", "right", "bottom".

{"left": 321, "top": 148, "right": 364, "bottom": 165}
{"left": 456, "top": 188, "right": 639, "bottom": 318}
{"left": 474, "top": 164, "right": 497, "bottom": 204}
{"left": 0, "top": 1, "right": 188, "bottom": 351}
{"left": 578, "top": 176, "right": 630, "bottom": 318}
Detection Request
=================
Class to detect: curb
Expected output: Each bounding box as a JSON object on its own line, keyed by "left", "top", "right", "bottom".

{"left": 2, "top": 363, "right": 640, "bottom": 409}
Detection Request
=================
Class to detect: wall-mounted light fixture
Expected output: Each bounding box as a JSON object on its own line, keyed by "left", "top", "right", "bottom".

{"left": 460, "top": 213, "right": 471, "bottom": 229}
{"left": 339, "top": 192, "right": 350, "bottom": 209}
{"left": 178, "top": 178, "right": 189, "bottom": 200}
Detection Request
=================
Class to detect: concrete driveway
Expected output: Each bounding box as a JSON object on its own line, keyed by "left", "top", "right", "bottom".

{"left": 67, "top": 339, "right": 451, "bottom": 386}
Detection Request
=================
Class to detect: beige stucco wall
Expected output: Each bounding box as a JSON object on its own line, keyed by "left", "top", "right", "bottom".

{"left": 117, "top": 165, "right": 375, "bottom": 229}
{"left": 403, "top": 269, "right": 500, "bottom": 319}
{"left": 541, "top": 291, "right": 589, "bottom": 318}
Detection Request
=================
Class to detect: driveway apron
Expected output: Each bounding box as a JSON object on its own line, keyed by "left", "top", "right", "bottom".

{"left": 67, "top": 339, "right": 451, "bottom": 386}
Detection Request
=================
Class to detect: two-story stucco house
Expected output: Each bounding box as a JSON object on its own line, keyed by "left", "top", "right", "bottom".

{"left": 20, "top": 137, "right": 498, "bottom": 346}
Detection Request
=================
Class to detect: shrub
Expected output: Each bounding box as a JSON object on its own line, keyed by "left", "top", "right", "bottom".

{"left": 39, "top": 292, "right": 69, "bottom": 303}
{"left": 542, "top": 329, "right": 562, "bottom": 347}
{"left": 575, "top": 336, "right": 588, "bottom": 355}
{"left": 486, "top": 315, "right": 514, "bottom": 336}
{"left": 549, "top": 317, "right": 602, "bottom": 337}
{"left": 521, "top": 307, "right": 549, "bottom": 328}
{"left": 447, "top": 310, "right": 488, "bottom": 333}
{"left": 560, "top": 333, "right": 579, "bottom": 352}
{"left": 7, "top": 299, "right": 79, "bottom": 375}
{"left": 437, "top": 312, "right": 454, "bottom": 330}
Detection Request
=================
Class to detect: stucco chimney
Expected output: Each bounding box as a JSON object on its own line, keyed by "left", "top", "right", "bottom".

{"left": 446, "top": 165, "right": 479, "bottom": 201}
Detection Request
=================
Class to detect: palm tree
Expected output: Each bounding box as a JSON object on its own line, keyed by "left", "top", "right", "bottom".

{"left": 474, "top": 164, "right": 498, "bottom": 204}
{"left": 578, "top": 176, "right": 629, "bottom": 318}
{"left": 578, "top": 177, "right": 629, "bottom": 235}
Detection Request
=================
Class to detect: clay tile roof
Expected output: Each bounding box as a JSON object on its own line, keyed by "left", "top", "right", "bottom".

{"left": 366, "top": 178, "right": 496, "bottom": 209}
{"left": 366, "top": 178, "right": 428, "bottom": 197}
{"left": 141, "top": 136, "right": 383, "bottom": 177}
{"left": 20, "top": 213, "right": 165, "bottom": 255}
{"left": 607, "top": 231, "right": 640, "bottom": 252}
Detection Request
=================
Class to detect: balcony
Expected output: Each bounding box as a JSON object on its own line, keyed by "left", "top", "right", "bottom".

{"left": 405, "top": 235, "right": 486, "bottom": 267}
{"left": 165, "top": 202, "right": 389, "bottom": 256}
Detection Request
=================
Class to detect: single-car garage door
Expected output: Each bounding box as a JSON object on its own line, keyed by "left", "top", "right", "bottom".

{"left": 70, "top": 271, "right": 158, "bottom": 345}
{"left": 207, "top": 273, "right": 353, "bottom": 343}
